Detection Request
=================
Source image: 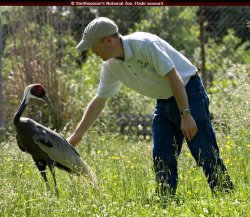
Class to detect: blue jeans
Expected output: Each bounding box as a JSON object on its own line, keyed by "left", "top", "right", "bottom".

{"left": 152, "top": 74, "right": 233, "bottom": 195}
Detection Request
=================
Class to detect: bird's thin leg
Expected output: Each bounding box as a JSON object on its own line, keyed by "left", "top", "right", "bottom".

{"left": 40, "top": 170, "right": 50, "bottom": 190}
{"left": 48, "top": 164, "right": 59, "bottom": 196}
{"left": 34, "top": 161, "right": 50, "bottom": 192}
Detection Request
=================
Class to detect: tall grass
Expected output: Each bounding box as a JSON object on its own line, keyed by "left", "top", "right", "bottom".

{"left": 0, "top": 130, "right": 249, "bottom": 216}
{"left": 3, "top": 7, "right": 80, "bottom": 130}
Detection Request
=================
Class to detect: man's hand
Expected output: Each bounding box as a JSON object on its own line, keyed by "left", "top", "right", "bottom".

{"left": 181, "top": 115, "right": 198, "bottom": 142}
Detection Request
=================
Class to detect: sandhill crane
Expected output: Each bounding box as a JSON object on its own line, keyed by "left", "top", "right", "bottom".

{"left": 14, "top": 84, "right": 97, "bottom": 195}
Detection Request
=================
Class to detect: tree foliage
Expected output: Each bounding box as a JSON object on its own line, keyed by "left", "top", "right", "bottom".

{"left": 199, "top": 6, "right": 250, "bottom": 43}
{"left": 131, "top": 7, "right": 200, "bottom": 60}
{"left": 2, "top": 6, "right": 249, "bottom": 133}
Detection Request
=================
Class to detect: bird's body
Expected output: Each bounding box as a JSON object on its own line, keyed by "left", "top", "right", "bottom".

{"left": 14, "top": 84, "right": 97, "bottom": 195}
{"left": 15, "top": 117, "right": 48, "bottom": 159}
{"left": 15, "top": 117, "right": 94, "bottom": 176}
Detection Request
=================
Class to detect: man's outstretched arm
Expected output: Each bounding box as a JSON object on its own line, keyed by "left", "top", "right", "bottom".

{"left": 68, "top": 96, "right": 107, "bottom": 147}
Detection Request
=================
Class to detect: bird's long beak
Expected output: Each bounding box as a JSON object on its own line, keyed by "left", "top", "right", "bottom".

{"left": 42, "top": 94, "right": 56, "bottom": 113}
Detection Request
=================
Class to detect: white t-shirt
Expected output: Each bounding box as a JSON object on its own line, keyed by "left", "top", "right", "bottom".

{"left": 97, "top": 32, "right": 197, "bottom": 99}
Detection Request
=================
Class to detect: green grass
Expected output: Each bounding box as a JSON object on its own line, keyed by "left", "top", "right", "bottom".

{"left": 1, "top": 131, "right": 249, "bottom": 217}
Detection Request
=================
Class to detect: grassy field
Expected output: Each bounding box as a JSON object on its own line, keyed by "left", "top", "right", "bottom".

{"left": 0, "top": 130, "right": 249, "bottom": 217}
{"left": 1, "top": 65, "right": 249, "bottom": 216}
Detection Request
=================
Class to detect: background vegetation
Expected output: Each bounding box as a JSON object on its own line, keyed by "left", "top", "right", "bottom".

{"left": 1, "top": 6, "right": 249, "bottom": 130}
{"left": 0, "top": 6, "right": 249, "bottom": 216}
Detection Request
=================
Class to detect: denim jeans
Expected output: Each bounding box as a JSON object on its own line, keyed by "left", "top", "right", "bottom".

{"left": 152, "top": 74, "right": 233, "bottom": 195}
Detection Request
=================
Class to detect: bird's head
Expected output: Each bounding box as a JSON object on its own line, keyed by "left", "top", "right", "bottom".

{"left": 23, "top": 84, "right": 54, "bottom": 110}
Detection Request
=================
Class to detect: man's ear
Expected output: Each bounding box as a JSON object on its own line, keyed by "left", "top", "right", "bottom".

{"left": 104, "top": 36, "right": 113, "bottom": 45}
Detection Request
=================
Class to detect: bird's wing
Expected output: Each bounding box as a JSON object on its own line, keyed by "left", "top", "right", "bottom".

{"left": 32, "top": 127, "right": 97, "bottom": 184}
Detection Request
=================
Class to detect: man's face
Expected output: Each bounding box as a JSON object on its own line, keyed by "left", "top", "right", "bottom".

{"left": 91, "top": 38, "right": 112, "bottom": 61}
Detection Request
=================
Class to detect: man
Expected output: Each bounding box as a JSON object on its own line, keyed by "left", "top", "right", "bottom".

{"left": 68, "top": 17, "right": 233, "bottom": 197}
